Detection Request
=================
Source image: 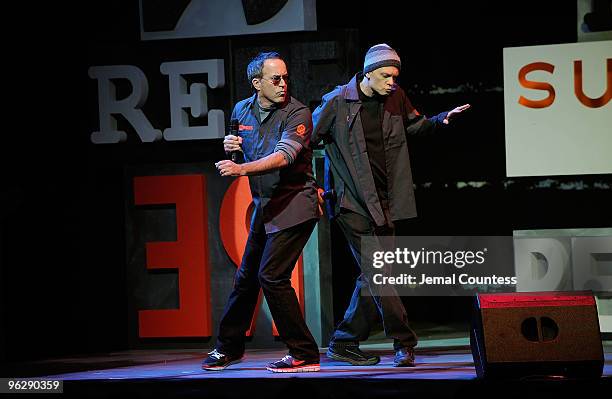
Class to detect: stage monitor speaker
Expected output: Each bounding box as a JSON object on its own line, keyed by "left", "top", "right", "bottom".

{"left": 470, "top": 291, "right": 603, "bottom": 379}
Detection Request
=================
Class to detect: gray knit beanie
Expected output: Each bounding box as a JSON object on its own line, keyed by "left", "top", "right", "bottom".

{"left": 363, "top": 44, "right": 401, "bottom": 74}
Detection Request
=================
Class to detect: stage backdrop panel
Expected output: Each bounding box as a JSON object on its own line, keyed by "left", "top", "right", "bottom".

{"left": 513, "top": 227, "right": 612, "bottom": 334}
{"left": 503, "top": 40, "right": 611, "bottom": 177}
{"left": 123, "top": 161, "right": 334, "bottom": 349}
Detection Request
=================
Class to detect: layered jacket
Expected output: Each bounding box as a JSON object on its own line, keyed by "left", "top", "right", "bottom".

{"left": 311, "top": 73, "right": 448, "bottom": 226}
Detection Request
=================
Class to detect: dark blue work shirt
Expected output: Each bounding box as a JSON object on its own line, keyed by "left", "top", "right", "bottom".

{"left": 231, "top": 94, "right": 319, "bottom": 233}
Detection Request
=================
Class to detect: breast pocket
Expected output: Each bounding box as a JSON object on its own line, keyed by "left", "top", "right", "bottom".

{"left": 387, "top": 115, "right": 406, "bottom": 149}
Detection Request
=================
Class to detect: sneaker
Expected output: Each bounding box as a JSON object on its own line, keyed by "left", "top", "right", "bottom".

{"left": 266, "top": 355, "right": 320, "bottom": 373}
{"left": 326, "top": 343, "right": 380, "bottom": 366}
{"left": 201, "top": 349, "right": 243, "bottom": 371}
{"left": 393, "top": 347, "right": 415, "bottom": 367}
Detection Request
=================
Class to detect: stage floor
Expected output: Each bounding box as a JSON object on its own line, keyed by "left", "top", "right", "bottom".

{"left": 5, "top": 339, "right": 612, "bottom": 398}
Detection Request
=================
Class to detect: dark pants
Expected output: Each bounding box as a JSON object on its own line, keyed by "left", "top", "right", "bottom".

{"left": 216, "top": 217, "right": 319, "bottom": 361}
{"left": 330, "top": 208, "right": 417, "bottom": 350}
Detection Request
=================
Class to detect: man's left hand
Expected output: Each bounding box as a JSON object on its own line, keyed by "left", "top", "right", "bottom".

{"left": 317, "top": 188, "right": 325, "bottom": 216}
{"left": 443, "top": 104, "right": 471, "bottom": 124}
{"left": 215, "top": 160, "right": 244, "bottom": 177}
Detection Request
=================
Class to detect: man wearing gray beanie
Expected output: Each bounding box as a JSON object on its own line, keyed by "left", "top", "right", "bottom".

{"left": 312, "top": 43, "right": 470, "bottom": 367}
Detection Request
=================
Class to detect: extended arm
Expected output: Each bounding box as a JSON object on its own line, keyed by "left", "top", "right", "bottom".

{"left": 403, "top": 90, "right": 470, "bottom": 136}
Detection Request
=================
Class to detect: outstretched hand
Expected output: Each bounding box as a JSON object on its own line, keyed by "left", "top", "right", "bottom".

{"left": 443, "top": 104, "right": 471, "bottom": 124}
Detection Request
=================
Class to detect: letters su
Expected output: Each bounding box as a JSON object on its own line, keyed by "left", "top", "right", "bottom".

{"left": 518, "top": 59, "right": 611, "bottom": 109}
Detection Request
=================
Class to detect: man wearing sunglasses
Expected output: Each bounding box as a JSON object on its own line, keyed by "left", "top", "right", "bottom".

{"left": 204, "top": 52, "right": 320, "bottom": 373}
{"left": 312, "top": 44, "right": 470, "bottom": 367}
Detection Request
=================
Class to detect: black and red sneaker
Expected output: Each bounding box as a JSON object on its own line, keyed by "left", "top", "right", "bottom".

{"left": 266, "top": 355, "right": 320, "bottom": 373}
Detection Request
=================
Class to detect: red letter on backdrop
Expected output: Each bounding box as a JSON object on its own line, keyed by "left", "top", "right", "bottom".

{"left": 219, "top": 176, "right": 304, "bottom": 336}
{"left": 133, "top": 175, "right": 211, "bottom": 337}
{"left": 574, "top": 59, "right": 611, "bottom": 108}
{"left": 518, "top": 62, "right": 556, "bottom": 109}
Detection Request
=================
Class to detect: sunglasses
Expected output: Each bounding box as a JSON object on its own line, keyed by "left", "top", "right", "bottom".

{"left": 261, "top": 74, "right": 290, "bottom": 86}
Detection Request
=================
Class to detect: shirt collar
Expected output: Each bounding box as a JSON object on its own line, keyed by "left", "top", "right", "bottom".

{"left": 247, "top": 92, "right": 291, "bottom": 113}
{"left": 344, "top": 73, "right": 362, "bottom": 101}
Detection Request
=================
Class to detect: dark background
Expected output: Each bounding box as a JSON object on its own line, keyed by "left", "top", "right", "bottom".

{"left": 2, "top": 0, "right": 611, "bottom": 367}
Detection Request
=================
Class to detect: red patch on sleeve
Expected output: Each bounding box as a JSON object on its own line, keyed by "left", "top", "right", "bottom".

{"left": 296, "top": 124, "right": 306, "bottom": 136}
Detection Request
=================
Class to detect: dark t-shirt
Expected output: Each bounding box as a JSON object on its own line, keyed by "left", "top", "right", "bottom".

{"left": 358, "top": 79, "right": 388, "bottom": 201}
